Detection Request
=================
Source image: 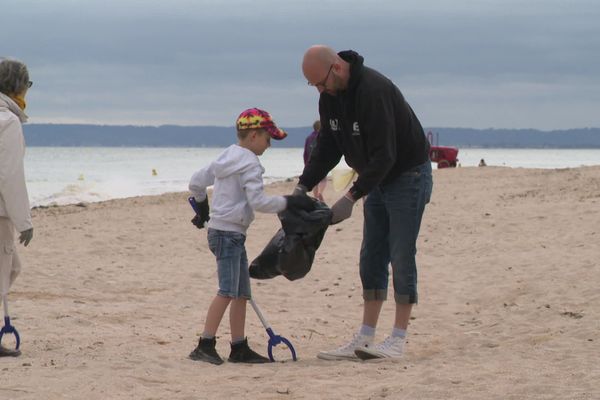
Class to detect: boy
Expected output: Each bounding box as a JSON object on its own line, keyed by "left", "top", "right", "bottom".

{"left": 188, "top": 108, "right": 314, "bottom": 365}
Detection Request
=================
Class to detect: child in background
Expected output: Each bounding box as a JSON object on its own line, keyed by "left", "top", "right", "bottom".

{"left": 188, "top": 108, "right": 314, "bottom": 365}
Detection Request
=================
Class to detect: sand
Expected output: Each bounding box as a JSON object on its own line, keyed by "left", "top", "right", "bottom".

{"left": 1, "top": 166, "right": 599, "bottom": 399}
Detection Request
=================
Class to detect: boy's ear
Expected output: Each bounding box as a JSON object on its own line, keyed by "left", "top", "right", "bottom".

{"left": 252, "top": 129, "right": 265, "bottom": 140}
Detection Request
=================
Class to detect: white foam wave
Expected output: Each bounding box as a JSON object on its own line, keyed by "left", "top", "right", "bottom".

{"left": 32, "top": 182, "right": 109, "bottom": 206}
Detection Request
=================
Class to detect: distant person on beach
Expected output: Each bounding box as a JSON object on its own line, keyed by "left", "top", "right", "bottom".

{"left": 0, "top": 58, "right": 33, "bottom": 358}
{"left": 303, "top": 120, "right": 327, "bottom": 201}
{"left": 294, "top": 45, "right": 433, "bottom": 360}
{"left": 187, "top": 108, "right": 315, "bottom": 365}
{"left": 479, "top": 158, "right": 487, "bottom": 167}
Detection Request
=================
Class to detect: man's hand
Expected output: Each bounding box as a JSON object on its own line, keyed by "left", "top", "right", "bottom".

{"left": 19, "top": 228, "right": 33, "bottom": 247}
{"left": 285, "top": 195, "right": 316, "bottom": 212}
{"left": 191, "top": 198, "right": 210, "bottom": 229}
{"left": 292, "top": 184, "right": 308, "bottom": 196}
{"left": 330, "top": 193, "right": 356, "bottom": 224}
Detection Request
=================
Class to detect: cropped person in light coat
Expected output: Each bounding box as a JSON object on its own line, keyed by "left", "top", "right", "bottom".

{"left": 0, "top": 58, "right": 33, "bottom": 357}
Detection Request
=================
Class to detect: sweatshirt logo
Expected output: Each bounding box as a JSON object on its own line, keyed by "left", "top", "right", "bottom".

{"left": 329, "top": 119, "right": 339, "bottom": 132}
{"left": 352, "top": 122, "right": 360, "bottom": 136}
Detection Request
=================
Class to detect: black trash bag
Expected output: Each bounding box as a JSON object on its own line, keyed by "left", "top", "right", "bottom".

{"left": 249, "top": 200, "right": 332, "bottom": 281}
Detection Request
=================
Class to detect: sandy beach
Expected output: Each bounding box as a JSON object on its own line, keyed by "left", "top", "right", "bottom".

{"left": 1, "top": 166, "right": 599, "bottom": 400}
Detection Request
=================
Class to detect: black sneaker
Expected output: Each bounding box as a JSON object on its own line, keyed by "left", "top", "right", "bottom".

{"left": 189, "top": 337, "right": 223, "bottom": 365}
{"left": 228, "top": 338, "right": 271, "bottom": 364}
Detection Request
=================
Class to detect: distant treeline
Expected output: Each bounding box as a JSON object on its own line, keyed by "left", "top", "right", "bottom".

{"left": 23, "top": 124, "right": 600, "bottom": 148}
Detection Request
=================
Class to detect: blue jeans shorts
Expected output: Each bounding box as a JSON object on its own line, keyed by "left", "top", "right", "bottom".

{"left": 207, "top": 229, "right": 251, "bottom": 299}
{"left": 360, "top": 161, "right": 433, "bottom": 304}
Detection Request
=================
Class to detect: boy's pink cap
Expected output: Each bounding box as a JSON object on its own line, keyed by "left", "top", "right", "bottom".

{"left": 236, "top": 108, "right": 287, "bottom": 140}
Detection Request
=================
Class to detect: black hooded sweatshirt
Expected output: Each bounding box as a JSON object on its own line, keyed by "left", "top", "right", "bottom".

{"left": 298, "top": 50, "right": 430, "bottom": 200}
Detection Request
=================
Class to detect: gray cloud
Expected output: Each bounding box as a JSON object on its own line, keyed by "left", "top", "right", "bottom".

{"left": 3, "top": 0, "right": 599, "bottom": 129}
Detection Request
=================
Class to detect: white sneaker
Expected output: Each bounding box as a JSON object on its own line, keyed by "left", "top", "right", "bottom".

{"left": 317, "top": 333, "right": 374, "bottom": 361}
{"left": 355, "top": 335, "right": 405, "bottom": 360}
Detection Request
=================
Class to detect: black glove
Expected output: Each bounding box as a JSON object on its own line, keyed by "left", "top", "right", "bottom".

{"left": 191, "top": 197, "right": 210, "bottom": 229}
{"left": 292, "top": 184, "right": 308, "bottom": 196}
{"left": 285, "top": 195, "right": 316, "bottom": 212}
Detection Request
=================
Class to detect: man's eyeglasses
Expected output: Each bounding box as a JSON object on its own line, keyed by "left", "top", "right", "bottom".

{"left": 27, "top": 81, "right": 33, "bottom": 88}
{"left": 308, "top": 64, "right": 333, "bottom": 88}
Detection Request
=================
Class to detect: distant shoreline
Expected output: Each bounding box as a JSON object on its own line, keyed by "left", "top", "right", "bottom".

{"left": 24, "top": 124, "right": 600, "bottom": 148}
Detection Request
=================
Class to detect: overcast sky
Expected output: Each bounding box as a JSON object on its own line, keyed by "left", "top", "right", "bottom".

{"left": 4, "top": 0, "right": 599, "bottom": 129}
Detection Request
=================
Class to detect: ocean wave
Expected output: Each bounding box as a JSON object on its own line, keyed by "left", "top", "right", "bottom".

{"left": 31, "top": 182, "right": 111, "bottom": 206}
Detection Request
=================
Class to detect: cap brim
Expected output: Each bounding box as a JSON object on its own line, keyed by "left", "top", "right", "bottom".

{"left": 265, "top": 125, "right": 287, "bottom": 140}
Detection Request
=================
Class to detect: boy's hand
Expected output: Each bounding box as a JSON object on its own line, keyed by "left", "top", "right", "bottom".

{"left": 191, "top": 198, "right": 210, "bottom": 229}
{"left": 285, "top": 195, "right": 316, "bottom": 212}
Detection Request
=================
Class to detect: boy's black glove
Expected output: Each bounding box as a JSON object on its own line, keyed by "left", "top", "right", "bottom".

{"left": 190, "top": 197, "right": 210, "bottom": 229}
{"left": 284, "top": 195, "right": 316, "bottom": 212}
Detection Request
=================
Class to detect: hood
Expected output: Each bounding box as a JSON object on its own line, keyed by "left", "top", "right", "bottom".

{"left": 212, "top": 144, "right": 262, "bottom": 179}
{"left": 0, "top": 92, "right": 28, "bottom": 123}
{"left": 338, "top": 50, "right": 364, "bottom": 92}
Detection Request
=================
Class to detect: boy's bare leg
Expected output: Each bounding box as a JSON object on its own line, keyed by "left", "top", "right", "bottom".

{"left": 229, "top": 298, "right": 247, "bottom": 341}
{"left": 203, "top": 294, "right": 231, "bottom": 337}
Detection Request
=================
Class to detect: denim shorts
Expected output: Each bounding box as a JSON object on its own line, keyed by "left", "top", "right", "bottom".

{"left": 359, "top": 161, "right": 433, "bottom": 304}
{"left": 207, "top": 228, "right": 251, "bottom": 299}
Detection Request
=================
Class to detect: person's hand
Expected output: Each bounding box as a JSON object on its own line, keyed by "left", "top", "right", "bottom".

{"left": 285, "top": 195, "right": 316, "bottom": 212}
{"left": 292, "top": 184, "right": 308, "bottom": 196}
{"left": 191, "top": 198, "right": 210, "bottom": 229}
{"left": 19, "top": 228, "right": 33, "bottom": 247}
{"left": 330, "top": 193, "right": 356, "bottom": 224}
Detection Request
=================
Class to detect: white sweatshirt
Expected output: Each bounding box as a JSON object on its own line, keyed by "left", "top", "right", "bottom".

{"left": 0, "top": 93, "right": 32, "bottom": 233}
{"left": 189, "top": 144, "right": 287, "bottom": 235}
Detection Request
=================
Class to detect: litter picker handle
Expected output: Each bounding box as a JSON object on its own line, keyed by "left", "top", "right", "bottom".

{"left": 188, "top": 196, "right": 201, "bottom": 214}
{"left": 249, "top": 298, "right": 271, "bottom": 330}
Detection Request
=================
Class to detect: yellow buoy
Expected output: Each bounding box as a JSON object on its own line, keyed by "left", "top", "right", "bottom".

{"left": 78, "top": 174, "right": 84, "bottom": 181}
{"left": 152, "top": 168, "right": 158, "bottom": 176}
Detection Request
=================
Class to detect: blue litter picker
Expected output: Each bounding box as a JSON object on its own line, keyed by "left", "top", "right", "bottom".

{"left": 188, "top": 196, "right": 297, "bottom": 362}
{"left": 0, "top": 293, "right": 20, "bottom": 351}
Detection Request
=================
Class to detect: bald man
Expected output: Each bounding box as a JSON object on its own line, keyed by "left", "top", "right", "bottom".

{"left": 296, "top": 45, "right": 433, "bottom": 360}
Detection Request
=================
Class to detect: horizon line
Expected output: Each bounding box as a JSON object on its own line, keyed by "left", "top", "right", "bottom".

{"left": 25, "top": 123, "right": 600, "bottom": 132}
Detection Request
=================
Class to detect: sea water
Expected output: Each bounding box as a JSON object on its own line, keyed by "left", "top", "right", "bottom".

{"left": 25, "top": 147, "right": 307, "bottom": 206}
{"left": 24, "top": 147, "right": 600, "bottom": 206}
